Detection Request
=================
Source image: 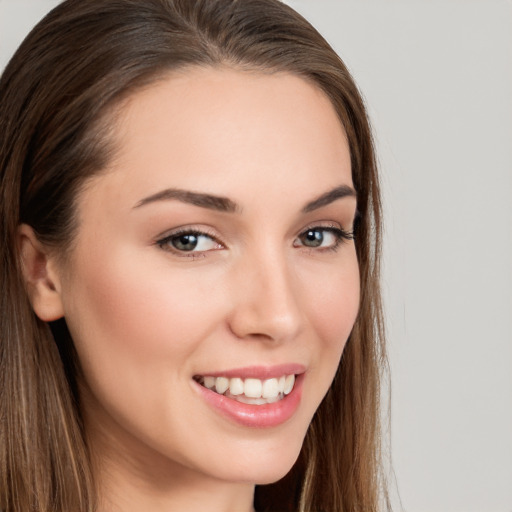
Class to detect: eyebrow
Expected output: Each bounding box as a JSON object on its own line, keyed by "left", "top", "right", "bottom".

{"left": 133, "top": 184, "right": 356, "bottom": 213}
{"left": 301, "top": 184, "right": 356, "bottom": 213}
{"left": 134, "top": 188, "right": 239, "bottom": 213}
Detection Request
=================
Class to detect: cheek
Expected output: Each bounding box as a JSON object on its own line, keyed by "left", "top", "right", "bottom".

{"left": 62, "top": 246, "right": 227, "bottom": 387}
{"left": 306, "top": 255, "right": 360, "bottom": 347}
{"left": 299, "top": 252, "right": 360, "bottom": 394}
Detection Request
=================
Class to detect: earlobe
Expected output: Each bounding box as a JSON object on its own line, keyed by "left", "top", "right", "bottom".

{"left": 17, "top": 224, "right": 65, "bottom": 322}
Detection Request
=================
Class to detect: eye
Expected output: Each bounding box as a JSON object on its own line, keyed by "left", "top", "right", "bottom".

{"left": 294, "top": 226, "right": 354, "bottom": 250}
{"left": 157, "top": 229, "right": 223, "bottom": 254}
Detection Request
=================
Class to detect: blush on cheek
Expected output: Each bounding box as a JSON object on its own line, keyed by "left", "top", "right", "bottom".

{"left": 72, "top": 251, "right": 226, "bottom": 364}
{"left": 308, "top": 262, "right": 360, "bottom": 351}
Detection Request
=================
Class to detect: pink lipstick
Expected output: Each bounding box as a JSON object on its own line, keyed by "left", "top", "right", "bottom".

{"left": 192, "top": 364, "right": 305, "bottom": 428}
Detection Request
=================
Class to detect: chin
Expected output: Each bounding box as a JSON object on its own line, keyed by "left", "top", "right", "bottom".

{"left": 253, "top": 463, "right": 298, "bottom": 486}
{"left": 216, "top": 433, "right": 306, "bottom": 486}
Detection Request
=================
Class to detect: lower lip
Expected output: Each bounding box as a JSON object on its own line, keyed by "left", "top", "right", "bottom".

{"left": 193, "top": 374, "right": 304, "bottom": 428}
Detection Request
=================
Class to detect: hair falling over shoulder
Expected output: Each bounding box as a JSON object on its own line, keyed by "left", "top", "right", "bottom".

{"left": 0, "top": 0, "right": 390, "bottom": 510}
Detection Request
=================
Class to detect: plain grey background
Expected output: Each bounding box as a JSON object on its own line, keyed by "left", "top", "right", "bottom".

{"left": 1, "top": 1, "right": 511, "bottom": 511}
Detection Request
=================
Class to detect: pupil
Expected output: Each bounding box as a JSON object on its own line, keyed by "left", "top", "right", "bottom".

{"left": 173, "top": 234, "right": 198, "bottom": 251}
{"left": 304, "top": 230, "right": 323, "bottom": 247}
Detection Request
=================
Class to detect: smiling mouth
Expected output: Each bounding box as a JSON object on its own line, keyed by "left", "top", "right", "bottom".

{"left": 194, "top": 374, "right": 296, "bottom": 405}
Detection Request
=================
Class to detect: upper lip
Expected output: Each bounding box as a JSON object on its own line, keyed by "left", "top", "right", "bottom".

{"left": 194, "top": 363, "right": 306, "bottom": 380}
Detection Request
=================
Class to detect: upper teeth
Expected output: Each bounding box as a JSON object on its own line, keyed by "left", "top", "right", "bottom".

{"left": 200, "top": 375, "right": 296, "bottom": 400}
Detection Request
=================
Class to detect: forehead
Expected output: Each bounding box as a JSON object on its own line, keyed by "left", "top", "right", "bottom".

{"left": 81, "top": 67, "right": 352, "bottom": 217}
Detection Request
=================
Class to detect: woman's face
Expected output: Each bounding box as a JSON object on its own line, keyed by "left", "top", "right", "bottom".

{"left": 56, "top": 68, "right": 359, "bottom": 487}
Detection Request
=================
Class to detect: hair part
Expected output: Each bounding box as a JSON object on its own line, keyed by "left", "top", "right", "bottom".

{"left": 0, "top": 1, "right": 388, "bottom": 510}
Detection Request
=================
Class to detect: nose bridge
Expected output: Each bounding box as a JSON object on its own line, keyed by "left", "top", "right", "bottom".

{"left": 228, "top": 243, "right": 303, "bottom": 343}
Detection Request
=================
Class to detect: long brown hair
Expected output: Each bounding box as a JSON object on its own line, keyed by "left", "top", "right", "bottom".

{"left": 0, "top": 1, "right": 388, "bottom": 510}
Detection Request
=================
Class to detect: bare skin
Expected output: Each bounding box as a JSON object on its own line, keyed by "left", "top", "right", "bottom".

{"left": 20, "top": 68, "right": 359, "bottom": 512}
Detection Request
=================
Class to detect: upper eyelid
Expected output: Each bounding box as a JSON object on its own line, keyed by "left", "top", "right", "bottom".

{"left": 155, "top": 225, "right": 221, "bottom": 243}
{"left": 155, "top": 229, "right": 223, "bottom": 259}
{"left": 297, "top": 225, "right": 354, "bottom": 241}
{"left": 298, "top": 221, "right": 352, "bottom": 235}
{"left": 156, "top": 223, "right": 345, "bottom": 237}
{"left": 301, "top": 221, "right": 340, "bottom": 230}
{"left": 154, "top": 221, "right": 354, "bottom": 247}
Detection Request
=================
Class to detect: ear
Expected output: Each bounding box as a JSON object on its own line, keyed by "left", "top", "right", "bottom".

{"left": 17, "top": 224, "right": 65, "bottom": 322}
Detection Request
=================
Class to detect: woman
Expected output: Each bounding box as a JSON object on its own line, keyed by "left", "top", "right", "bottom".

{"left": 0, "top": 0, "right": 388, "bottom": 511}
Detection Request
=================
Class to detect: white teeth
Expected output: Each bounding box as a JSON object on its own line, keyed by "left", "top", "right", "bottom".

{"left": 215, "top": 377, "right": 229, "bottom": 394}
{"left": 229, "top": 377, "right": 244, "bottom": 396}
{"left": 199, "top": 374, "right": 297, "bottom": 403}
{"left": 204, "top": 376, "right": 216, "bottom": 389}
{"left": 284, "top": 374, "right": 295, "bottom": 395}
{"left": 244, "top": 378, "right": 263, "bottom": 398}
{"left": 262, "top": 378, "right": 279, "bottom": 399}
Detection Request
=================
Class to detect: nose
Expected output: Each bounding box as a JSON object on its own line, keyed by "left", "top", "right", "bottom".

{"left": 227, "top": 249, "right": 304, "bottom": 344}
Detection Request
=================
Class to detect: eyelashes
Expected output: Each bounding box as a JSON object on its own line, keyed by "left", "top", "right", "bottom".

{"left": 156, "top": 227, "right": 222, "bottom": 258}
{"left": 158, "top": 229, "right": 222, "bottom": 253}
{"left": 156, "top": 224, "right": 355, "bottom": 258}
{"left": 293, "top": 226, "right": 354, "bottom": 250}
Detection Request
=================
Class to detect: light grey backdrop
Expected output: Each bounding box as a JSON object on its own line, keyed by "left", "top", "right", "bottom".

{"left": 1, "top": 1, "right": 511, "bottom": 511}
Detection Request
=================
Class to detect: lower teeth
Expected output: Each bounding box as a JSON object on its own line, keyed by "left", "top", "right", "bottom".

{"left": 224, "top": 391, "right": 284, "bottom": 405}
